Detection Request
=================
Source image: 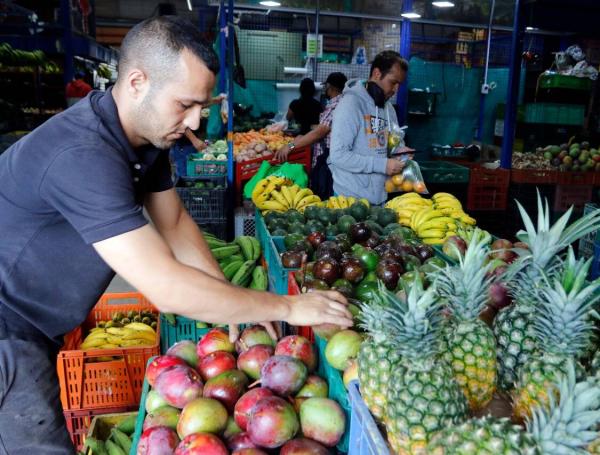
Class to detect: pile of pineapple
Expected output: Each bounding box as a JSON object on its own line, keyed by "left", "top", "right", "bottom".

{"left": 357, "top": 195, "right": 600, "bottom": 454}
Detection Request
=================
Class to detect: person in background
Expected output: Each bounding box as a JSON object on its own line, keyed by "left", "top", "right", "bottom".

{"left": 286, "top": 77, "right": 323, "bottom": 135}
{"left": 276, "top": 72, "right": 347, "bottom": 199}
{"left": 65, "top": 70, "right": 93, "bottom": 107}
{"left": 328, "top": 51, "right": 409, "bottom": 206}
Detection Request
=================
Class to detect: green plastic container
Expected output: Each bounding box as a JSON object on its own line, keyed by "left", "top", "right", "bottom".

{"left": 186, "top": 153, "right": 227, "bottom": 178}
{"left": 524, "top": 103, "right": 585, "bottom": 126}
{"left": 254, "top": 211, "right": 269, "bottom": 255}
{"left": 159, "top": 314, "right": 212, "bottom": 354}
{"left": 539, "top": 74, "right": 593, "bottom": 92}
{"left": 130, "top": 357, "right": 154, "bottom": 455}
{"left": 315, "top": 335, "right": 351, "bottom": 453}
{"left": 419, "top": 161, "right": 470, "bottom": 184}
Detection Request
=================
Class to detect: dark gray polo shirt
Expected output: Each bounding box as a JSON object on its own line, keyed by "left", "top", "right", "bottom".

{"left": 0, "top": 88, "right": 173, "bottom": 344}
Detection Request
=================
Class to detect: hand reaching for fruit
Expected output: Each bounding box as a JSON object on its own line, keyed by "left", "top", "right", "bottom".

{"left": 386, "top": 158, "right": 406, "bottom": 176}
{"left": 284, "top": 291, "right": 353, "bottom": 328}
{"left": 228, "top": 322, "right": 280, "bottom": 343}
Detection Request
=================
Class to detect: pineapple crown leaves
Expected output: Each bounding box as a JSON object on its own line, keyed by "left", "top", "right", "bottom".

{"left": 386, "top": 277, "right": 445, "bottom": 360}
{"left": 358, "top": 284, "right": 398, "bottom": 345}
{"left": 527, "top": 359, "right": 600, "bottom": 454}
{"left": 432, "top": 236, "right": 494, "bottom": 320}
{"left": 532, "top": 249, "right": 600, "bottom": 356}
{"left": 513, "top": 191, "right": 600, "bottom": 272}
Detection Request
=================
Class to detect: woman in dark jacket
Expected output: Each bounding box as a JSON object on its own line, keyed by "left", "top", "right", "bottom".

{"left": 287, "top": 78, "right": 323, "bottom": 135}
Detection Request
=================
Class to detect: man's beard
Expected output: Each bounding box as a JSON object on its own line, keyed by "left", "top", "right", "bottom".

{"left": 133, "top": 91, "right": 174, "bottom": 150}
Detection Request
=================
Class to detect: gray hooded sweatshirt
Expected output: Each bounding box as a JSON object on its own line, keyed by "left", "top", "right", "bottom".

{"left": 328, "top": 79, "right": 398, "bottom": 205}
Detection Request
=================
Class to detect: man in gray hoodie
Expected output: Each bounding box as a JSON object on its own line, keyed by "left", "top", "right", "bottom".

{"left": 329, "top": 51, "right": 409, "bottom": 205}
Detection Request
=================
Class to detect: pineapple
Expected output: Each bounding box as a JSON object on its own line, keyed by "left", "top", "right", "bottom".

{"left": 380, "top": 278, "right": 468, "bottom": 454}
{"left": 428, "top": 360, "right": 600, "bottom": 454}
{"left": 494, "top": 194, "right": 600, "bottom": 391}
{"left": 432, "top": 236, "right": 497, "bottom": 411}
{"left": 357, "top": 290, "right": 401, "bottom": 420}
{"left": 512, "top": 248, "right": 600, "bottom": 421}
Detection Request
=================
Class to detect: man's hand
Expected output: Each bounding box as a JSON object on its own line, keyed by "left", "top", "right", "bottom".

{"left": 283, "top": 291, "right": 353, "bottom": 327}
{"left": 229, "top": 322, "right": 280, "bottom": 343}
{"left": 275, "top": 144, "right": 290, "bottom": 162}
{"left": 386, "top": 158, "right": 406, "bottom": 176}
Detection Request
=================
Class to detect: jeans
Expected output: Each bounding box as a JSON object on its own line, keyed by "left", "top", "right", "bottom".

{"left": 0, "top": 323, "right": 74, "bottom": 454}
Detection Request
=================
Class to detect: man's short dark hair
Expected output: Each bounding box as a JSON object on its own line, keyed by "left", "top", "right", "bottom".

{"left": 325, "top": 72, "right": 347, "bottom": 91}
{"left": 370, "top": 50, "right": 409, "bottom": 78}
{"left": 299, "top": 78, "right": 316, "bottom": 98}
{"left": 117, "top": 16, "right": 219, "bottom": 86}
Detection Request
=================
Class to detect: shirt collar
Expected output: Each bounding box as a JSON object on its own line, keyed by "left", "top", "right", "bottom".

{"left": 95, "top": 87, "right": 161, "bottom": 165}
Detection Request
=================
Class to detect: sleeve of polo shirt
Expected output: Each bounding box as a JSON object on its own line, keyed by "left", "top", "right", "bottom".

{"left": 146, "top": 150, "right": 174, "bottom": 193}
{"left": 39, "top": 146, "right": 148, "bottom": 244}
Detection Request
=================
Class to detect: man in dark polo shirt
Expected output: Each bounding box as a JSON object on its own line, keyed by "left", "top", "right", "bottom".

{"left": 0, "top": 16, "right": 351, "bottom": 453}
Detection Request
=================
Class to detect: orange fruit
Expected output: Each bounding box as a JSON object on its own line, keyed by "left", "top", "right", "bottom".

{"left": 401, "top": 181, "right": 414, "bottom": 192}
{"left": 392, "top": 174, "right": 404, "bottom": 186}
{"left": 385, "top": 179, "right": 396, "bottom": 193}
{"left": 414, "top": 182, "right": 426, "bottom": 193}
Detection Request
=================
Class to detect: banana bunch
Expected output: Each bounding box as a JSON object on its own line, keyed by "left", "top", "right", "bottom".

{"left": 326, "top": 195, "right": 370, "bottom": 210}
{"left": 81, "top": 322, "right": 157, "bottom": 350}
{"left": 385, "top": 192, "right": 433, "bottom": 227}
{"left": 252, "top": 177, "right": 321, "bottom": 213}
{"left": 206, "top": 233, "right": 268, "bottom": 290}
{"left": 456, "top": 225, "right": 492, "bottom": 246}
{"left": 431, "top": 193, "right": 477, "bottom": 225}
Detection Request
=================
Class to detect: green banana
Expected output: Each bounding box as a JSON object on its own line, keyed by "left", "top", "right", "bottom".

{"left": 206, "top": 237, "right": 227, "bottom": 249}
{"left": 211, "top": 245, "right": 240, "bottom": 260}
{"left": 219, "top": 254, "right": 244, "bottom": 269}
{"left": 250, "top": 265, "right": 268, "bottom": 291}
{"left": 223, "top": 260, "right": 244, "bottom": 281}
{"left": 115, "top": 413, "right": 137, "bottom": 435}
{"left": 110, "top": 428, "right": 132, "bottom": 453}
{"left": 84, "top": 437, "right": 108, "bottom": 455}
{"left": 105, "top": 440, "right": 125, "bottom": 455}
{"left": 231, "top": 260, "right": 256, "bottom": 287}
{"left": 235, "top": 236, "right": 255, "bottom": 262}
{"left": 249, "top": 236, "right": 261, "bottom": 261}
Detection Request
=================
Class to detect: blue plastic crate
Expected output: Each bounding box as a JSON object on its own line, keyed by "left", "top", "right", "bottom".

{"left": 578, "top": 204, "right": 600, "bottom": 259}
{"left": 315, "top": 336, "right": 350, "bottom": 453}
{"left": 255, "top": 210, "right": 269, "bottom": 254}
{"left": 130, "top": 357, "right": 154, "bottom": 454}
{"left": 159, "top": 314, "right": 212, "bottom": 354}
{"left": 347, "top": 380, "right": 390, "bottom": 455}
{"left": 266, "top": 236, "right": 299, "bottom": 295}
{"left": 590, "top": 244, "right": 600, "bottom": 280}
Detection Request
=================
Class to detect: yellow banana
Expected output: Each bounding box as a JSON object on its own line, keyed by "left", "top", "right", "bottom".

{"left": 81, "top": 337, "right": 109, "bottom": 349}
{"left": 270, "top": 190, "right": 289, "bottom": 208}
{"left": 288, "top": 185, "right": 299, "bottom": 203}
{"left": 98, "top": 344, "right": 119, "bottom": 350}
{"left": 435, "top": 202, "right": 463, "bottom": 211}
{"left": 418, "top": 228, "right": 447, "bottom": 239}
{"left": 418, "top": 210, "right": 447, "bottom": 226}
{"left": 460, "top": 214, "right": 477, "bottom": 225}
{"left": 397, "top": 209, "right": 417, "bottom": 219}
{"left": 399, "top": 217, "right": 412, "bottom": 226}
{"left": 347, "top": 196, "right": 356, "bottom": 206}
{"left": 329, "top": 197, "right": 340, "bottom": 209}
{"left": 432, "top": 192, "right": 457, "bottom": 200}
{"left": 445, "top": 231, "right": 457, "bottom": 238}
{"left": 293, "top": 188, "right": 312, "bottom": 207}
{"left": 280, "top": 185, "right": 294, "bottom": 207}
{"left": 399, "top": 192, "right": 424, "bottom": 200}
{"left": 422, "top": 237, "right": 446, "bottom": 245}
{"left": 122, "top": 330, "right": 156, "bottom": 342}
{"left": 120, "top": 339, "right": 151, "bottom": 347}
{"left": 124, "top": 322, "right": 156, "bottom": 334}
{"left": 251, "top": 179, "right": 269, "bottom": 203}
{"left": 418, "top": 218, "right": 454, "bottom": 232}
{"left": 359, "top": 198, "right": 370, "bottom": 208}
{"left": 297, "top": 195, "right": 321, "bottom": 208}
{"left": 413, "top": 207, "right": 434, "bottom": 230}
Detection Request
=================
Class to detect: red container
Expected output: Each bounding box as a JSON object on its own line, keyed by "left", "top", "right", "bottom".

{"left": 64, "top": 405, "right": 134, "bottom": 451}
{"left": 510, "top": 168, "right": 557, "bottom": 184}
{"left": 235, "top": 146, "right": 311, "bottom": 203}
{"left": 556, "top": 171, "right": 595, "bottom": 186}
{"left": 467, "top": 167, "right": 510, "bottom": 211}
{"left": 57, "top": 293, "right": 159, "bottom": 411}
{"left": 553, "top": 185, "right": 593, "bottom": 212}
{"left": 287, "top": 271, "right": 315, "bottom": 343}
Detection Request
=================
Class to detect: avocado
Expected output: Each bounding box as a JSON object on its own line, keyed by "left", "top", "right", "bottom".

{"left": 264, "top": 211, "right": 282, "bottom": 225}
{"left": 286, "top": 209, "right": 305, "bottom": 225}
{"left": 304, "top": 205, "right": 320, "bottom": 221}
{"left": 284, "top": 233, "right": 306, "bottom": 250}
{"left": 272, "top": 228, "right": 288, "bottom": 236}
{"left": 288, "top": 222, "right": 306, "bottom": 235}
{"left": 325, "top": 224, "right": 338, "bottom": 236}
{"left": 365, "top": 220, "right": 383, "bottom": 235}
{"left": 268, "top": 218, "right": 288, "bottom": 233}
{"left": 305, "top": 220, "right": 325, "bottom": 235}
{"left": 337, "top": 215, "right": 357, "bottom": 234}
{"left": 349, "top": 202, "right": 369, "bottom": 221}
{"left": 377, "top": 208, "right": 398, "bottom": 227}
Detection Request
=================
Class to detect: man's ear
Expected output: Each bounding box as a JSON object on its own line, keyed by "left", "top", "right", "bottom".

{"left": 371, "top": 68, "right": 382, "bottom": 80}
{"left": 125, "top": 68, "right": 149, "bottom": 99}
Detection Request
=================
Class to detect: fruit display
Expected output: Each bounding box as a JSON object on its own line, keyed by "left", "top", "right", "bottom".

{"left": 80, "top": 317, "right": 158, "bottom": 350}
{"left": 528, "top": 141, "right": 600, "bottom": 172}
{"left": 384, "top": 171, "right": 427, "bottom": 194}
{"left": 233, "top": 130, "right": 293, "bottom": 162}
{"left": 83, "top": 413, "right": 137, "bottom": 454}
{"left": 134, "top": 327, "right": 346, "bottom": 454}
{"left": 206, "top": 233, "right": 268, "bottom": 290}
{"left": 385, "top": 192, "right": 476, "bottom": 244}
{"left": 264, "top": 199, "right": 398, "bottom": 238}
{"left": 252, "top": 177, "right": 321, "bottom": 213}
{"left": 325, "top": 195, "right": 371, "bottom": 210}
{"left": 346, "top": 194, "right": 600, "bottom": 452}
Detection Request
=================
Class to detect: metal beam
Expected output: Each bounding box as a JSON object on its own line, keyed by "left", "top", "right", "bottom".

{"left": 476, "top": 0, "right": 496, "bottom": 142}
{"left": 226, "top": 0, "right": 234, "bottom": 188}
{"left": 396, "top": 0, "right": 412, "bottom": 126}
{"left": 500, "top": 0, "right": 525, "bottom": 169}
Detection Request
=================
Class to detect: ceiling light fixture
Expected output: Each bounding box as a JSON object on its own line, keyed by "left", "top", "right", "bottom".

{"left": 186, "top": 0, "right": 192, "bottom": 11}
{"left": 260, "top": 1, "right": 281, "bottom": 6}
{"left": 401, "top": 12, "right": 421, "bottom": 19}
{"left": 432, "top": 1, "right": 455, "bottom": 7}
{"left": 526, "top": 26, "right": 538, "bottom": 31}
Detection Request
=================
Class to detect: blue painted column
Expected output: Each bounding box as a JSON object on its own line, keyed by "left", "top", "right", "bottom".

{"left": 500, "top": 0, "right": 525, "bottom": 169}
{"left": 60, "top": 0, "right": 74, "bottom": 87}
{"left": 396, "top": 0, "right": 412, "bottom": 126}
{"left": 476, "top": 0, "right": 496, "bottom": 142}
{"left": 226, "top": 0, "right": 235, "bottom": 188}
{"left": 218, "top": 0, "right": 227, "bottom": 95}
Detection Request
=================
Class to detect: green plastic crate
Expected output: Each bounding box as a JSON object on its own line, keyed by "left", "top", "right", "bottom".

{"left": 539, "top": 74, "right": 593, "bottom": 92}
{"left": 159, "top": 314, "right": 212, "bottom": 354}
{"left": 524, "top": 103, "right": 585, "bottom": 126}
{"left": 130, "top": 357, "right": 154, "bottom": 455}
{"left": 315, "top": 336, "right": 351, "bottom": 453}
{"left": 186, "top": 153, "right": 227, "bottom": 178}
{"left": 254, "top": 211, "right": 270, "bottom": 258}
{"left": 419, "top": 161, "right": 470, "bottom": 184}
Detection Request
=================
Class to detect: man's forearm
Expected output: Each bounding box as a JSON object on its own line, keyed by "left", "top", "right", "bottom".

{"left": 159, "top": 209, "right": 225, "bottom": 281}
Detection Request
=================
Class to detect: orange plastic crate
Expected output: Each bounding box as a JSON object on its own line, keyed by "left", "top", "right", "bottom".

{"left": 556, "top": 171, "right": 595, "bottom": 186}
{"left": 510, "top": 168, "right": 557, "bottom": 184}
{"left": 64, "top": 405, "right": 134, "bottom": 451}
{"left": 57, "top": 293, "right": 159, "bottom": 411}
{"left": 287, "top": 271, "right": 315, "bottom": 343}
